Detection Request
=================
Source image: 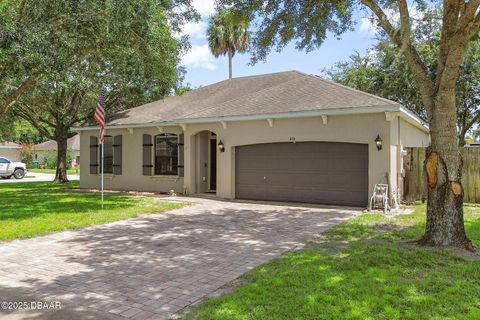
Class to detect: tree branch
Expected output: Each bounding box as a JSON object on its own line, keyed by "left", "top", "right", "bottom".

{"left": 436, "top": 1, "right": 479, "bottom": 96}
{"left": 361, "top": 0, "right": 435, "bottom": 115}
{"left": 437, "top": 0, "right": 462, "bottom": 85}
{"left": 460, "top": 0, "right": 480, "bottom": 29}
{"left": 13, "top": 105, "right": 53, "bottom": 139}
{"left": 0, "top": 74, "right": 38, "bottom": 115}
{"left": 465, "top": 109, "right": 480, "bottom": 133}
{"left": 17, "top": 102, "right": 56, "bottom": 129}
{"left": 468, "top": 11, "right": 480, "bottom": 38}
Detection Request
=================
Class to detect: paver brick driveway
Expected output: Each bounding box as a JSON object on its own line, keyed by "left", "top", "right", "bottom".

{"left": 0, "top": 197, "right": 358, "bottom": 320}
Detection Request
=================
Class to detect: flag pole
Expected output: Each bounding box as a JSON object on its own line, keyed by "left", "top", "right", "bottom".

{"left": 94, "top": 86, "right": 106, "bottom": 209}
{"left": 101, "top": 135, "right": 104, "bottom": 209}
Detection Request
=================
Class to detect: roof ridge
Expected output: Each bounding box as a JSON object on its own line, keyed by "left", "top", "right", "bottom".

{"left": 180, "top": 70, "right": 298, "bottom": 95}
{"left": 173, "top": 72, "right": 303, "bottom": 120}
{"left": 108, "top": 71, "right": 309, "bottom": 119}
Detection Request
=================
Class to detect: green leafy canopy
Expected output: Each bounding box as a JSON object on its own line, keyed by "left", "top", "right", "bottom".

{"left": 0, "top": 0, "right": 199, "bottom": 114}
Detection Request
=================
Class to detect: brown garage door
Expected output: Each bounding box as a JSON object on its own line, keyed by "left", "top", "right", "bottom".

{"left": 235, "top": 142, "right": 368, "bottom": 207}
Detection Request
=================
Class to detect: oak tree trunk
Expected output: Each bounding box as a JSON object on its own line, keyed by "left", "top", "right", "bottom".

{"left": 54, "top": 135, "right": 69, "bottom": 184}
{"left": 419, "top": 91, "right": 474, "bottom": 251}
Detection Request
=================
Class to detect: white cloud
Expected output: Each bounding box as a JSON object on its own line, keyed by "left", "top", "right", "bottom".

{"left": 182, "top": 44, "right": 217, "bottom": 70}
{"left": 358, "top": 6, "right": 422, "bottom": 35}
{"left": 359, "top": 16, "right": 376, "bottom": 35}
{"left": 192, "top": 0, "right": 216, "bottom": 16}
{"left": 182, "top": 20, "right": 207, "bottom": 39}
{"left": 179, "top": 1, "right": 216, "bottom": 70}
{"left": 175, "top": 0, "right": 214, "bottom": 39}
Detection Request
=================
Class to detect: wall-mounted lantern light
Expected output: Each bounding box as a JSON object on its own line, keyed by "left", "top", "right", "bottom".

{"left": 375, "top": 134, "right": 383, "bottom": 151}
{"left": 218, "top": 140, "right": 225, "bottom": 152}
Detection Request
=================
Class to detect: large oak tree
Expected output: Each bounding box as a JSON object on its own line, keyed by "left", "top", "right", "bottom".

{"left": 221, "top": 0, "right": 480, "bottom": 250}
{"left": 1, "top": 0, "right": 197, "bottom": 182}
{"left": 325, "top": 8, "right": 480, "bottom": 146}
{"left": 0, "top": 0, "right": 198, "bottom": 115}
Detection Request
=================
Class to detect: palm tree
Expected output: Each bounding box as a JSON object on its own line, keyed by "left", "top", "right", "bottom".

{"left": 207, "top": 10, "right": 250, "bottom": 79}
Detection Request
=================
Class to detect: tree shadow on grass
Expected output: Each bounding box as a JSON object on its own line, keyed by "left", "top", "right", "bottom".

{"left": 190, "top": 222, "right": 480, "bottom": 320}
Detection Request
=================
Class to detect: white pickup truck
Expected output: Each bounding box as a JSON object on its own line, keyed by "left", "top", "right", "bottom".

{"left": 0, "top": 157, "right": 27, "bottom": 179}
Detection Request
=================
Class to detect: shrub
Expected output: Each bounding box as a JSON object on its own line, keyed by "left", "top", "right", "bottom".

{"left": 19, "top": 142, "right": 36, "bottom": 168}
{"left": 43, "top": 149, "right": 75, "bottom": 169}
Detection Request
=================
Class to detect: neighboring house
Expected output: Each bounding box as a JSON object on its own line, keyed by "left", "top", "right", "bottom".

{"left": 0, "top": 142, "right": 21, "bottom": 162}
{"left": 75, "top": 71, "right": 429, "bottom": 207}
{"left": 35, "top": 135, "right": 81, "bottom": 167}
{"left": 466, "top": 141, "right": 480, "bottom": 147}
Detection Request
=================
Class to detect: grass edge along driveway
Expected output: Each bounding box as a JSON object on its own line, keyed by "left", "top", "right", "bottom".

{"left": 0, "top": 181, "right": 187, "bottom": 241}
{"left": 185, "top": 204, "right": 480, "bottom": 320}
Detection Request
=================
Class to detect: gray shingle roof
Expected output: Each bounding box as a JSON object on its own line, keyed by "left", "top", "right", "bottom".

{"left": 104, "top": 70, "right": 399, "bottom": 127}
{"left": 0, "top": 141, "right": 21, "bottom": 148}
{"left": 35, "top": 135, "right": 80, "bottom": 151}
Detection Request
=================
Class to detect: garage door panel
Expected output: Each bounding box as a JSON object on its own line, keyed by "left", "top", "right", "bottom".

{"left": 235, "top": 142, "right": 368, "bottom": 207}
{"left": 263, "top": 186, "right": 365, "bottom": 206}
{"left": 236, "top": 184, "right": 265, "bottom": 199}
{"left": 294, "top": 156, "right": 367, "bottom": 170}
{"left": 236, "top": 157, "right": 270, "bottom": 170}
{"left": 264, "top": 171, "right": 366, "bottom": 188}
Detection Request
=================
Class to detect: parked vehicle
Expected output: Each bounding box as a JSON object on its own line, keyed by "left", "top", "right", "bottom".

{"left": 0, "top": 157, "right": 27, "bottom": 179}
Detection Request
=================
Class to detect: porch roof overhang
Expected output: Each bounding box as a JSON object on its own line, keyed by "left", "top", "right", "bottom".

{"left": 72, "top": 104, "right": 429, "bottom": 133}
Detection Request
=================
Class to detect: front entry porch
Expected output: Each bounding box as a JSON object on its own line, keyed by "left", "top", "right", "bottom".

{"left": 189, "top": 130, "right": 218, "bottom": 195}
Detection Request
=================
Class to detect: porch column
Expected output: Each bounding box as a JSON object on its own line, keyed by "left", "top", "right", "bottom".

{"left": 183, "top": 132, "right": 196, "bottom": 195}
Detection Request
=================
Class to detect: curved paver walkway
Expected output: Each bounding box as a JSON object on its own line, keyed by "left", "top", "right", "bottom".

{"left": 0, "top": 197, "right": 358, "bottom": 320}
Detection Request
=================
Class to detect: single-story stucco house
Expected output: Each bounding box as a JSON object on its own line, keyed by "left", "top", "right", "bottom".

{"left": 75, "top": 71, "right": 429, "bottom": 207}
{"left": 34, "top": 135, "right": 81, "bottom": 167}
{"left": 0, "top": 141, "right": 21, "bottom": 162}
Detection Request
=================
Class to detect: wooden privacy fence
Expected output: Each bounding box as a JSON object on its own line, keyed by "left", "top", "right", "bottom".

{"left": 403, "top": 147, "right": 480, "bottom": 203}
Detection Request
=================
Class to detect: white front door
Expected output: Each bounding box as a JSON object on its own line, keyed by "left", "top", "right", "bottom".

{"left": 0, "top": 157, "right": 10, "bottom": 174}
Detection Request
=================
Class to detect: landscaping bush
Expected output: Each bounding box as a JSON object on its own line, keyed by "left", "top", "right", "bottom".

{"left": 42, "top": 149, "right": 75, "bottom": 169}
{"left": 19, "top": 142, "right": 35, "bottom": 168}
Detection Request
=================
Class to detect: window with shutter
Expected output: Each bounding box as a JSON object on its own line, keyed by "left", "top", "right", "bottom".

{"left": 155, "top": 133, "right": 178, "bottom": 175}
{"left": 178, "top": 133, "right": 184, "bottom": 177}
{"left": 89, "top": 136, "right": 99, "bottom": 174}
{"left": 103, "top": 136, "right": 114, "bottom": 174}
{"left": 142, "top": 134, "right": 153, "bottom": 176}
{"left": 113, "top": 135, "right": 122, "bottom": 175}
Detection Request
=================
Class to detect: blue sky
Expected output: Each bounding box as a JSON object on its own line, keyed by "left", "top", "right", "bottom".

{"left": 180, "top": 0, "right": 380, "bottom": 88}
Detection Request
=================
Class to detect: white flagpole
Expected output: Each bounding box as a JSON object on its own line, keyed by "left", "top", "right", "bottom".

{"left": 101, "top": 135, "right": 104, "bottom": 209}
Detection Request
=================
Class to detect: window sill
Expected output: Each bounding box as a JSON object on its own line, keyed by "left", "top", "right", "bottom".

{"left": 94, "top": 173, "right": 115, "bottom": 180}
{"left": 150, "top": 175, "right": 182, "bottom": 182}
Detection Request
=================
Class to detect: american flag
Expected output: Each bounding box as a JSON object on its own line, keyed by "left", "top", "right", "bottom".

{"left": 94, "top": 88, "right": 106, "bottom": 143}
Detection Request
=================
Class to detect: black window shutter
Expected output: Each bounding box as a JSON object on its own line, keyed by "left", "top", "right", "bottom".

{"left": 89, "top": 136, "right": 99, "bottom": 174}
{"left": 113, "top": 135, "right": 122, "bottom": 175}
{"left": 178, "top": 133, "right": 184, "bottom": 177}
{"left": 142, "top": 134, "right": 153, "bottom": 176}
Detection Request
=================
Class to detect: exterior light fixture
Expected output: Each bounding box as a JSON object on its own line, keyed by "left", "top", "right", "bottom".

{"left": 218, "top": 140, "right": 225, "bottom": 152}
{"left": 375, "top": 134, "right": 383, "bottom": 151}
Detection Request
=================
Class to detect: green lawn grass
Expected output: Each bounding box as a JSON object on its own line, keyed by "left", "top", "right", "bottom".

{"left": 0, "top": 181, "right": 186, "bottom": 241}
{"left": 187, "top": 205, "right": 480, "bottom": 320}
{"left": 29, "top": 168, "right": 79, "bottom": 175}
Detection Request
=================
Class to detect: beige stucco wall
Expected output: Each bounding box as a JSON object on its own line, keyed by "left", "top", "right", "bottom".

{"left": 79, "top": 112, "right": 430, "bottom": 205}
{"left": 79, "top": 127, "right": 185, "bottom": 192}
{"left": 184, "top": 113, "right": 391, "bottom": 200}
{"left": 0, "top": 148, "right": 21, "bottom": 162}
